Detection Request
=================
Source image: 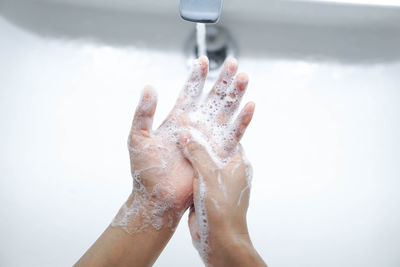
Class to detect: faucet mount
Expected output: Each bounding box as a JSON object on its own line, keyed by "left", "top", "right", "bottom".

{"left": 185, "top": 24, "right": 237, "bottom": 78}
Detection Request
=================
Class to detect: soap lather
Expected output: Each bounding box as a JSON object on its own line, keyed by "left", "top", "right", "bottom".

{"left": 179, "top": 0, "right": 224, "bottom": 23}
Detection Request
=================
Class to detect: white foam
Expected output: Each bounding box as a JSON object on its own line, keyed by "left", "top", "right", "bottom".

{"left": 182, "top": 59, "right": 205, "bottom": 99}
{"left": 237, "top": 146, "right": 253, "bottom": 206}
{"left": 111, "top": 168, "right": 179, "bottom": 233}
{"left": 112, "top": 138, "right": 181, "bottom": 234}
{"left": 194, "top": 171, "right": 211, "bottom": 265}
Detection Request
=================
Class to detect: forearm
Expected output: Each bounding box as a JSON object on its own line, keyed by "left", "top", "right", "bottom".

{"left": 75, "top": 195, "right": 180, "bottom": 267}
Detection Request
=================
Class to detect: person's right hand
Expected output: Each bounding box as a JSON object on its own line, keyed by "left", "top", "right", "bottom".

{"left": 178, "top": 66, "right": 267, "bottom": 266}
{"left": 181, "top": 136, "right": 267, "bottom": 267}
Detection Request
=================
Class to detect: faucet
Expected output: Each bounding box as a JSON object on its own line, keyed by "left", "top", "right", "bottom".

{"left": 179, "top": 0, "right": 224, "bottom": 23}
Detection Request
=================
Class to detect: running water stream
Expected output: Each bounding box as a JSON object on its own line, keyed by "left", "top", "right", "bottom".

{"left": 196, "top": 23, "right": 207, "bottom": 57}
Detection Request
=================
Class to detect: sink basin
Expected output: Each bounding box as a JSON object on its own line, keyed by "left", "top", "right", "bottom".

{"left": 1, "top": 0, "right": 400, "bottom": 62}
{"left": 1, "top": 1, "right": 400, "bottom": 267}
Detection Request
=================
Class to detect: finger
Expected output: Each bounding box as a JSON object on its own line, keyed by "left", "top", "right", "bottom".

{"left": 225, "top": 72, "right": 249, "bottom": 115}
{"left": 207, "top": 57, "right": 238, "bottom": 101}
{"left": 179, "top": 131, "right": 217, "bottom": 178}
{"left": 176, "top": 56, "right": 208, "bottom": 110}
{"left": 213, "top": 72, "right": 250, "bottom": 126}
{"left": 231, "top": 102, "right": 255, "bottom": 145}
{"left": 131, "top": 86, "right": 158, "bottom": 133}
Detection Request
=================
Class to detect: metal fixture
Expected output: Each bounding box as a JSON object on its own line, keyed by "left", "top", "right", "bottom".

{"left": 185, "top": 24, "right": 237, "bottom": 78}
{"left": 179, "top": 0, "right": 224, "bottom": 23}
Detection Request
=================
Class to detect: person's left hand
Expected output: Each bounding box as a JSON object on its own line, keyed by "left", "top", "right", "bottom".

{"left": 112, "top": 57, "right": 208, "bottom": 233}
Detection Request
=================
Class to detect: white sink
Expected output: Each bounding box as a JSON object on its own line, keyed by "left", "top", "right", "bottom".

{"left": 1, "top": 1, "right": 400, "bottom": 267}
{"left": 1, "top": 0, "right": 400, "bottom": 62}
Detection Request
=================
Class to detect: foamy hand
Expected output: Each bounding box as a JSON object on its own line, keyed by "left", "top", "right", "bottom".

{"left": 181, "top": 137, "right": 258, "bottom": 266}
{"left": 111, "top": 88, "right": 196, "bottom": 233}
{"left": 178, "top": 58, "right": 266, "bottom": 266}
{"left": 111, "top": 57, "right": 209, "bottom": 234}
{"left": 173, "top": 56, "right": 252, "bottom": 160}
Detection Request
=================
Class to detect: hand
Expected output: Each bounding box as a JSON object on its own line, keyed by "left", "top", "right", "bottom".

{"left": 181, "top": 138, "right": 267, "bottom": 267}
{"left": 111, "top": 57, "right": 209, "bottom": 233}
{"left": 177, "top": 59, "right": 266, "bottom": 266}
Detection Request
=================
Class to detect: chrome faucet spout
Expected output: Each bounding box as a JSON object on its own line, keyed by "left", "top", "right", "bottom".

{"left": 179, "top": 0, "right": 224, "bottom": 23}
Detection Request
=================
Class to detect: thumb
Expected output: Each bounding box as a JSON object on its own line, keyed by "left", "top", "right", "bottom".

{"left": 179, "top": 131, "right": 217, "bottom": 178}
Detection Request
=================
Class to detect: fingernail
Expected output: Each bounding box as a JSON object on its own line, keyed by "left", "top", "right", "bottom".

{"left": 141, "top": 88, "right": 151, "bottom": 101}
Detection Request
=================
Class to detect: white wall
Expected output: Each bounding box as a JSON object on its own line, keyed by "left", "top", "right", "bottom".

{"left": 1, "top": 15, "right": 400, "bottom": 267}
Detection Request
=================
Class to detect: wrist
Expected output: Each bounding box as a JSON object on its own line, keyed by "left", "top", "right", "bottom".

{"left": 208, "top": 232, "right": 265, "bottom": 267}
{"left": 214, "top": 231, "right": 251, "bottom": 255}
{"left": 111, "top": 192, "right": 185, "bottom": 234}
